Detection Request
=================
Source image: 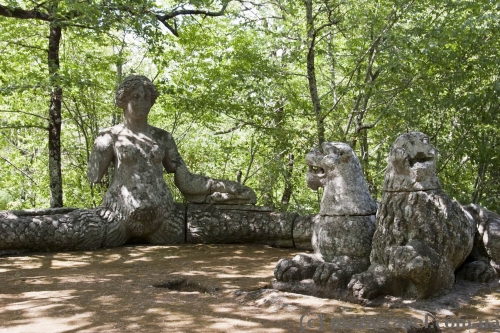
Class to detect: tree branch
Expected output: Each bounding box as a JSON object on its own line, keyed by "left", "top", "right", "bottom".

{"left": 0, "top": 4, "right": 51, "bottom": 21}
{"left": 214, "top": 123, "right": 244, "bottom": 135}
{"left": 0, "top": 125, "right": 48, "bottom": 130}
{"left": 156, "top": 0, "right": 231, "bottom": 36}
{"left": 0, "top": 156, "right": 38, "bottom": 184}
{"left": 5, "top": 41, "right": 46, "bottom": 51}
{"left": 0, "top": 109, "right": 49, "bottom": 121}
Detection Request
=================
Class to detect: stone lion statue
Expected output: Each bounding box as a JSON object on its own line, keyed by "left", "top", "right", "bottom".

{"left": 348, "top": 132, "right": 477, "bottom": 299}
{"left": 274, "top": 142, "right": 377, "bottom": 289}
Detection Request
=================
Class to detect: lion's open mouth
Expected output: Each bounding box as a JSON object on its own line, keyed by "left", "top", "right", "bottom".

{"left": 408, "top": 152, "right": 434, "bottom": 168}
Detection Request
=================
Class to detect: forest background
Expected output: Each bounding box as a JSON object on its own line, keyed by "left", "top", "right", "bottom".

{"left": 0, "top": 0, "right": 498, "bottom": 214}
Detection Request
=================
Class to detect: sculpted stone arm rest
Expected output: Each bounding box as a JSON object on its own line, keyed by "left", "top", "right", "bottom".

{"left": 87, "top": 132, "right": 114, "bottom": 183}
{"left": 173, "top": 164, "right": 256, "bottom": 204}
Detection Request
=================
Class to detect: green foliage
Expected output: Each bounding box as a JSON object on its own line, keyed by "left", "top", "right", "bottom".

{"left": 0, "top": 0, "right": 498, "bottom": 213}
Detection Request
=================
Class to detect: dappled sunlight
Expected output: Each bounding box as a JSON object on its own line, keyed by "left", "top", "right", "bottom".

{"left": 94, "top": 295, "right": 123, "bottom": 306}
{"left": 177, "top": 270, "right": 209, "bottom": 277}
{"left": 2, "top": 243, "right": 498, "bottom": 332}
{"left": 98, "top": 254, "right": 125, "bottom": 264}
{"left": 162, "top": 255, "right": 181, "bottom": 259}
{"left": 0, "top": 289, "right": 93, "bottom": 333}
{"left": 467, "top": 290, "right": 500, "bottom": 316}
{"left": 50, "top": 260, "right": 92, "bottom": 269}
{"left": 209, "top": 317, "right": 262, "bottom": 330}
{"left": 17, "top": 276, "right": 53, "bottom": 285}
{"left": 122, "top": 257, "right": 154, "bottom": 264}
{"left": 0, "top": 256, "right": 44, "bottom": 270}
{"left": 0, "top": 291, "right": 77, "bottom": 312}
{"left": 0, "top": 312, "right": 93, "bottom": 333}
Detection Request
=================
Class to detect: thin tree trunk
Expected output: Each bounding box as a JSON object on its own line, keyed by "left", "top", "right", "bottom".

{"left": 281, "top": 153, "right": 294, "bottom": 206}
{"left": 304, "top": 0, "right": 325, "bottom": 146}
{"left": 48, "top": 18, "right": 63, "bottom": 207}
{"left": 472, "top": 162, "right": 488, "bottom": 203}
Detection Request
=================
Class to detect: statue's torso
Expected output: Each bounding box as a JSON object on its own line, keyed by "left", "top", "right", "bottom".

{"left": 101, "top": 125, "right": 175, "bottom": 235}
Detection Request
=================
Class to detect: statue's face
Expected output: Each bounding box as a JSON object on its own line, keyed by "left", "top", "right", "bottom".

{"left": 305, "top": 142, "right": 354, "bottom": 190}
{"left": 124, "top": 85, "right": 153, "bottom": 119}
{"left": 383, "top": 132, "right": 441, "bottom": 191}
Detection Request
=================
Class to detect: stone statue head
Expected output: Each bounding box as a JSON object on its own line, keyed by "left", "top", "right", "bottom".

{"left": 115, "top": 75, "right": 159, "bottom": 109}
{"left": 383, "top": 132, "right": 441, "bottom": 191}
{"left": 306, "top": 142, "right": 377, "bottom": 216}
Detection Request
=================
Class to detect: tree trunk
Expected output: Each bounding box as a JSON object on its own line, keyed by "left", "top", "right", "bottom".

{"left": 304, "top": 0, "right": 325, "bottom": 146}
{"left": 48, "top": 20, "right": 63, "bottom": 207}
{"left": 281, "top": 153, "right": 294, "bottom": 206}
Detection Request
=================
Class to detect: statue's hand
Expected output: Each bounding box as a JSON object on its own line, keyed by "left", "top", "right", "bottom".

{"left": 174, "top": 164, "right": 257, "bottom": 204}
{"left": 208, "top": 181, "right": 257, "bottom": 205}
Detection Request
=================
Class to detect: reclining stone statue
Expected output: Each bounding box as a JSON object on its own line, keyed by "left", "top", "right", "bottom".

{"left": 274, "top": 142, "right": 378, "bottom": 289}
{"left": 348, "top": 132, "right": 478, "bottom": 300}
{"left": 88, "top": 75, "right": 256, "bottom": 245}
{"left": 0, "top": 75, "right": 257, "bottom": 252}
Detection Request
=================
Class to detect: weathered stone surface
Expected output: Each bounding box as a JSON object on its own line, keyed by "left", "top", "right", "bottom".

{"left": 274, "top": 142, "right": 377, "bottom": 290}
{"left": 186, "top": 204, "right": 296, "bottom": 247}
{"left": 312, "top": 215, "right": 375, "bottom": 262}
{"left": 274, "top": 253, "right": 322, "bottom": 282}
{"left": 466, "top": 204, "right": 500, "bottom": 273}
{"left": 0, "top": 209, "right": 106, "bottom": 252}
{"left": 382, "top": 132, "right": 441, "bottom": 192}
{"left": 0, "top": 203, "right": 312, "bottom": 252}
{"left": 292, "top": 214, "right": 315, "bottom": 250}
{"left": 348, "top": 132, "right": 476, "bottom": 300}
{"left": 174, "top": 165, "right": 257, "bottom": 205}
{"left": 306, "top": 142, "right": 377, "bottom": 216}
{"left": 86, "top": 75, "right": 256, "bottom": 246}
{"left": 456, "top": 204, "right": 500, "bottom": 282}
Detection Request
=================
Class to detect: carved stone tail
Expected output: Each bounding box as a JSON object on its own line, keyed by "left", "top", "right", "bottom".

{"left": 0, "top": 208, "right": 106, "bottom": 252}
{"left": 0, "top": 204, "right": 315, "bottom": 253}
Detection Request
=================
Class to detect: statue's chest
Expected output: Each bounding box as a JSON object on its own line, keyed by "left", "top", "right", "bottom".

{"left": 114, "top": 134, "right": 164, "bottom": 165}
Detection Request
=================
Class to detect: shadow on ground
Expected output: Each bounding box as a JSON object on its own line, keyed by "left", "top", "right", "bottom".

{"left": 0, "top": 244, "right": 499, "bottom": 332}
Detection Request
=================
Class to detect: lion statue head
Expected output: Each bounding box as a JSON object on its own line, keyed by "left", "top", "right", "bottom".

{"left": 306, "top": 142, "right": 377, "bottom": 216}
{"left": 383, "top": 132, "right": 441, "bottom": 192}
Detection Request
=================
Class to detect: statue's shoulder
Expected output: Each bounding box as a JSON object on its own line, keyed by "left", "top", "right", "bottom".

{"left": 96, "top": 124, "right": 122, "bottom": 136}
{"left": 93, "top": 125, "right": 122, "bottom": 146}
{"left": 149, "top": 125, "right": 174, "bottom": 142}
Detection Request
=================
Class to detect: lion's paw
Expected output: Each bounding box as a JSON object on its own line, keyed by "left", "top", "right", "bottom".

{"left": 274, "top": 259, "right": 301, "bottom": 281}
{"left": 274, "top": 254, "right": 319, "bottom": 282}
{"left": 313, "top": 262, "right": 347, "bottom": 289}
{"left": 348, "top": 271, "right": 383, "bottom": 300}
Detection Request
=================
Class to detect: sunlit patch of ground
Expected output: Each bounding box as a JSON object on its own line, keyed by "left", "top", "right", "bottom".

{"left": 0, "top": 244, "right": 499, "bottom": 332}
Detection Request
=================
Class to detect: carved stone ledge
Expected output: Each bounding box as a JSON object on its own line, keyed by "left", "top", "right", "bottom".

{"left": 0, "top": 203, "right": 314, "bottom": 253}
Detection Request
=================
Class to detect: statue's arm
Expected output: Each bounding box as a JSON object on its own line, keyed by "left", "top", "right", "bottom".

{"left": 162, "top": 133, "right": 186, "bottom": 174}
{"left": 87, "top": 132, "right": 114, "bottom": 183}
{"left": 162, "top": 133, "right": 211, "bottom": 195}
{"left": 163, "top": 132, "right": 256, "bottom": 204}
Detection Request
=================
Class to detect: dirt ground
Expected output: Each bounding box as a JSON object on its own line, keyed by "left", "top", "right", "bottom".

{"left": 1, "top": 244, "right": 499, "bottom": 333}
